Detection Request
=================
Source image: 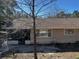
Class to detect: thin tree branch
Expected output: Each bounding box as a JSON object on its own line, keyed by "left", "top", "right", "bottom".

{"left": 23, "top": 0, "right": 33, "bottom": 15}
{"left": 16, "top": 3, "right": 32, "bottom": 17}
{"left": 16, "top": 0, "right": 33, "bottom": 17}
{"left": 36, "top": 0, "right": 56, "bottom": 16}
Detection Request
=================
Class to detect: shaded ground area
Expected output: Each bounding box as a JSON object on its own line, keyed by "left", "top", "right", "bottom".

{"left": 55, "top": 43, "right": 79, "bottom": 52}
{"left": 0, "top": 44, "right": 79, "bottom": 53}
{"left": 1, "top": 44, "right": 79, "bottom": 59}
{"left": 8, "top": 45, "right": 60, "bottom": 53}
{"left": 8, "top": 44, "right": 79, "bottom": 53}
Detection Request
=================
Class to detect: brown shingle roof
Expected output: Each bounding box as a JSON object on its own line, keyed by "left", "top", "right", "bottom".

{"left": 12, "top": 18, "right": 79, "bottom": 29}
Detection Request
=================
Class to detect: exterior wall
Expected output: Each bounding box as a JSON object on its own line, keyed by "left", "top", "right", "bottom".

{"left": 31, "top": 29, "right": 79, "bottom": 44}
{"left": 63, "top": 29, "right": 79, "bottom": 43}
{"left": 53, "top": 29, "right": 79, "bottom": 43}
{"left": 7, "top": 40, "right": 31, "bottom": 44}
{"left": 30, "top": 30, "right": 34, "bottom": 44}
{"left": 30, "top": 29, "right": 53, "bottom": 44}
{"left": 53, "top": 29, "right": 64, "bottom": 43}
{"left": 36, "top": 37, "right": 52, "bottom": 44}
{"left": 7, "top": 40, "right": 18, "bottom": 44}
{"left": 75, "top": 29, "right": 79, "bottom": 42}
{"left": 7, "top": 29, "right": 79, "bottom": 44}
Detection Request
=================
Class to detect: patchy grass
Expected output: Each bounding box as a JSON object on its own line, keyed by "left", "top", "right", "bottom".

{"left": 2, "top": 52, "right": 79, "bottom": 59}
{"left": 76, "top": 57, "right": 79, "bottom": 59}
{"left": 1, "top": 54, "right": 17, "bottom": 59}
{"left": 1, "top": 50, "right": 17, "bottom": 59}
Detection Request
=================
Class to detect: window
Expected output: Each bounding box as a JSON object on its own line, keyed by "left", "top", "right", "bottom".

{"left": 48, "top": 30, "right": 51, "bottom": 37}
{"left": 64, "top": 29, "right": 74, "bottom": 35}
{"left": 36, "top": 30, "right": 51, "bottom": 37}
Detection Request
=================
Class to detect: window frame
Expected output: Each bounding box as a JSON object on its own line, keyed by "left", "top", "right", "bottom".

{"left": 64, "top": 29, "right": 74, "bottom": 35}
{"left": 36, "top": 29, "right": 51, "bottom": 37}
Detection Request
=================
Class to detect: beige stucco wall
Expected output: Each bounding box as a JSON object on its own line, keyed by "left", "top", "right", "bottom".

{"left": 30, "top": 30, "right": 53, "bottom": 44}
{"left": 63, "top": 29, "right": 79, "bottom": 43}
{"left": 53, "top": 29, "right": 64, "bottom": 43}
{"left": 36, "top": 37, "right": 53, "bottom": 44}
{"left": 52, "top": 29, "right": 79, "bottom": 43}
{"left": 30, "top": 29, "right": 79, "bottom": 44}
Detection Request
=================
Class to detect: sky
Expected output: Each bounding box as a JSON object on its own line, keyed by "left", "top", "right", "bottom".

{"left": 16, "top": 0, "right": 79, "bottom": 17}
{"left": 56, "top": 0, "right": 79, "bottom": 13}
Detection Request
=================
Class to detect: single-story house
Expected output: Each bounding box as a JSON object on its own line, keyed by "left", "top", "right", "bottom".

{"left": 3, "top": 18, "right": 79, "bottom": 44}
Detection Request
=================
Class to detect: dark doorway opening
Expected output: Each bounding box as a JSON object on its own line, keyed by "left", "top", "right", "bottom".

{"left": 18, "top": 29, "right": 30, "bottom": 45}
{"left": 8, "top": 29, "right": 31, "bottom": 45}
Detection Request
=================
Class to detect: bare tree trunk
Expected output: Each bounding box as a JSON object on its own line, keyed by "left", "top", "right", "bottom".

{"left": 32, "top": 0, "right": 38, "bottom": 59}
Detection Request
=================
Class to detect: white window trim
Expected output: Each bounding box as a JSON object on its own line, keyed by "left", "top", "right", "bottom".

{"left": 36, "top": 30, "right": 51, "bottom": 38}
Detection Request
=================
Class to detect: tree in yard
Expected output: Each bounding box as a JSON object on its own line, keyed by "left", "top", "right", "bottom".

{"left": 72, "top": 10, "right": 79, "bottom": 17}
{"left": 0, "top": 0, "right": 17, "bottom": 30}
{"left": 15, "top": 0, "right": 57, "bottom": 59}
{"left": 56, "top": 11, "right": 66, "bottom": 17}
{"left": 55, "top": 10, "right": 73, "bottom": 18}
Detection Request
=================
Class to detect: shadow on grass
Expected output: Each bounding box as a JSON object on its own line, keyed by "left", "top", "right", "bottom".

{"left": 10, "top": 43, "right": 79, "bottom": 53}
